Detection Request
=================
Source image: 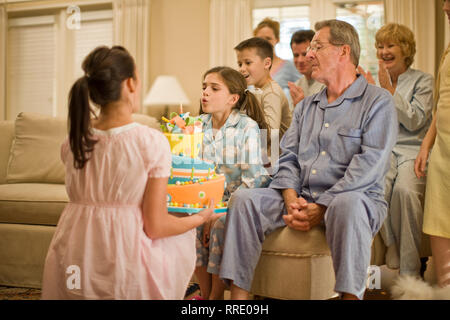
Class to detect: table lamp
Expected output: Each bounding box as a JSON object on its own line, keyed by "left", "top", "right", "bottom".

{"left": 143, "top": 75, "right": 191, "bottom": 117}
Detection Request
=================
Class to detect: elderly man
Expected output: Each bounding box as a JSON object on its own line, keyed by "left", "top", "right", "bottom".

{"left": 219, "top": 19, "right": 398, "bottom": 300}
{"left": 288, "top": 29, "right": 325, "bottom": 106}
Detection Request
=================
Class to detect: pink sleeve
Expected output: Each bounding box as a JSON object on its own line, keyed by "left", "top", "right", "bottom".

{"left": 148, "top": 131, "right": 172, "bottom": 178}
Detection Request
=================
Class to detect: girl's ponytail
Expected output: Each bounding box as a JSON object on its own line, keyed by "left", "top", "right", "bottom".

{"left": 68, "top": 76, "right": 97, "bottom": 169}
{"left": 67, "top": 45, "right": 136, "bottom": 170}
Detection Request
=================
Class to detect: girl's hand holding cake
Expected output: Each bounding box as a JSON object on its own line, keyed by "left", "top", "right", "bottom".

{"left": 197, "top": 199, "right": 226, "bottom": 226}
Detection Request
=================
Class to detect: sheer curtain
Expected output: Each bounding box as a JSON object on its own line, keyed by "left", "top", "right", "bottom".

{"left": 209, "top": 0, "right": 252, "bottom": 68}
{"left": 113, "top": 0, "right": 151, "bottom": 112}
{"left": 310, "top": 0, "right": 336, "bottom": 27}
{"left": 0, "top": 4, "right": 6, "bottom": 120}
{"left": 445, "top": 4, "right": 450, "bottom": 47}
{"left": 384, "top": 0, "right": 436, "bottom": 77}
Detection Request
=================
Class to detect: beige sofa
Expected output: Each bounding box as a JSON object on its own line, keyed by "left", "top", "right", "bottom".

{"left": 0, "top": 112, "right": 160, "bottom": 288}
{"left": 0, "top": 112, "right": 431, "bottom": 299}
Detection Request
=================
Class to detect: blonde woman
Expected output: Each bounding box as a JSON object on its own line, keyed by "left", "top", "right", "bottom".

{"left": 359, "top": 23, "right": 434, "bottom": 276}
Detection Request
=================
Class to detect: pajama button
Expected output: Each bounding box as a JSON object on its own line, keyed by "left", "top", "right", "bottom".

{"left": 312, "top": 192, "right": 317, "bottom": 196}
{"left": 324, "top": 123, "right": 330, "bottom": 128}
{"left": 321, "top": 151, "right": 326, "bottom": 156}
{"left": 312, "top": 169, "right": 317, "bottom": 174}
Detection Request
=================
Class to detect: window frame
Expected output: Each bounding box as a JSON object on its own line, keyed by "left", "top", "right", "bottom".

{"left": 1, "top": 0, "right": 114, "bottom": 120}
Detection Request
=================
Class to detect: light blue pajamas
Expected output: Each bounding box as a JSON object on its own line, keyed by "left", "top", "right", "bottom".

{"left": 196, "top": 109, "right": 270, "bottom": 273}
{"left": 219, "top": 76, "right": 398, "bottom": 299}
{"left": 222, "top": 188, "right": 385, "bottom": 299}
{"left": 379, "top": 68, "right": 434, "bottom": 275}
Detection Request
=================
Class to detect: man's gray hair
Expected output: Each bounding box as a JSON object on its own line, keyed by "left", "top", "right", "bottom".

{"left": 314, "top": 19, "right": 360, "bottom": 67}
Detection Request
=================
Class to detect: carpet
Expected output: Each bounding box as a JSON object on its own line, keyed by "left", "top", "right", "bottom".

{"left": 0, "top": 286, "right": 41, "bottom": 300}
{"left": 0, "top": 283, "right": 199, "bottom": 300}
{"left": 0, "top": 284, "right": 390, "bottom": 300}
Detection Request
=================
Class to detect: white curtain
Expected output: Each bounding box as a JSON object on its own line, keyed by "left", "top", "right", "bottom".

{"left": 310, "top": 0, "right": 336, "bottom": 28}
{"left": 209, "top": 0, "right": 252, "bottom": 68}
{"left": 384, "top": 0, "right": 436, "bottom": 77}
{"left": 113, "top": 0, "right": 151, "bottom": 113}
{"left": 446, "top": 9, "right": 450, "bottom": 47}
{"left": 0, "top": 5, "right": 6, "bottom": 120}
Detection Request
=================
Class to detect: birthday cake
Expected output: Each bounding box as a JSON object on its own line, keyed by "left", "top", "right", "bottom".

{"left": 161, "top": 111, "right": 203, "bottom": 158}
{"left": 162, "top": 111, "right": 227, "bottom": 214}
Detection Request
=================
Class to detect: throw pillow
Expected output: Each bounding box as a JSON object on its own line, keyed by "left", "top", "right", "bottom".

{"left": 6, "top": 112, "right": 67, "bottom": 184}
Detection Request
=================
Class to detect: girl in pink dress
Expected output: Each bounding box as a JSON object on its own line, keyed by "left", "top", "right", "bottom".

{"left": 41, "top": 46, "right": 220, "bottom": 299}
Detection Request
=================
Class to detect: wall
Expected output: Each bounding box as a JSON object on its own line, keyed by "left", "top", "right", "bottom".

{"left": 148, "top": 0, "right": 210, "bottom": 118}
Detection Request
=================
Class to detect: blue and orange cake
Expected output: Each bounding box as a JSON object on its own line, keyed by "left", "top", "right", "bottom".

{"left": 162, "top": 111, "right": 227, "bottom": 214}
{"left": 166, "top": 155, "right": 226, "bottom": 214}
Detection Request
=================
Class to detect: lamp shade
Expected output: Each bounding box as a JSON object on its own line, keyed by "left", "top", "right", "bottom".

{"left": 143, "top": 75, "right": 191, "bottom": 106}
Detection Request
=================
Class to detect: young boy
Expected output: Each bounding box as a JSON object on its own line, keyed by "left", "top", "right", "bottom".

{"left": 235, "top": 37, "right": 291, "bottom": 140}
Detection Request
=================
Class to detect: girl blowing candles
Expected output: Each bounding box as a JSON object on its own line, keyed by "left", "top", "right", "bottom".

{"left": 193, "top": 66, "right": 271, "bottom": 300}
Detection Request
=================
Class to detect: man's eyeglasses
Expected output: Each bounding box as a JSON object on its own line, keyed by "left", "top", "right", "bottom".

{"left": 306, "top": 42, "right": 343, "bottom": 53}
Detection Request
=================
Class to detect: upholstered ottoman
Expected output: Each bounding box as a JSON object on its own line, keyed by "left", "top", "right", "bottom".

{"left": 250, "top": 225, "right": 431, "bottom": 300}
{"left": 251, "top": 225, "right": 336, "bottom": 300}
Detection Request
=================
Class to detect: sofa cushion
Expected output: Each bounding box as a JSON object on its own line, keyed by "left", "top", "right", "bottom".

{"left": 7, "top": 112, "right": 66, "bottom": 184}
{"left": 0, "top": 223, "right": 55, "bottom": 288}
{"left": 0, "top": 121, "right": 14, "bottom": 185}
{"left": 0, "top": 183, "right": 68, "bottom": 226}
{"left": 262, "top": 225, "right": 331, "bottom": 257}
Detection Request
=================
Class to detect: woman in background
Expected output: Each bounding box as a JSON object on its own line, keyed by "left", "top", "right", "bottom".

{"left": 254, "top": 17, "right": 300, "bottom": 96}
{"left": 359, "top": 23, "right": 434, "bottom": 276}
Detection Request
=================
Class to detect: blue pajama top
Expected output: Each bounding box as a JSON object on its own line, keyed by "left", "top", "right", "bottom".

{"left": 269, "top": 75, "right": 398, "bottom": 207}
{"left": 201, "top": 109, "right": 271, "bottom": 201}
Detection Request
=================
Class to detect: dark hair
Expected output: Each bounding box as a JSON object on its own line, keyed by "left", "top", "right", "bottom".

{"left": 68, "top": 45, "right": 136, "bottom": 169}
{"left": 200, "top": 66, "right": 271, "bottom": 149}
{"left": 290, "top": 29, "right": 315, "bottom": 47}
{"left": 234, "top": 37, "right": 274, "bottom": 64}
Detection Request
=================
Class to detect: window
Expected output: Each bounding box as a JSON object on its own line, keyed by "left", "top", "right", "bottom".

{"left": 335, "top": 1, "right": 384, "bottom": 78}
{"left": 7, "top": 16, "right": 56, "bottom": 118}
{"left": 5, "top": 4, "right": 113, "bottom": 120}
{"left": 252, "top": 6, "right": 310, "bottom": 60}
{"left": 73, "top": 10, "right": 113, "bottom": 80}
{"left": 252, "top": 0, "right": 385, "bottom": 76}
